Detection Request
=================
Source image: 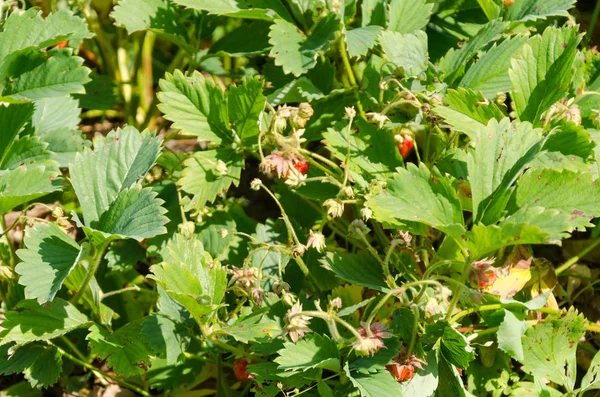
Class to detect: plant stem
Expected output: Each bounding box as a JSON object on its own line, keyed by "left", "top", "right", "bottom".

{"left": 55, "top": 345, "right": 151, "bottom": 397}
{"left": 0, "top": 215, "right": 16, "bottom": 268}
{"left": 100, "top": 285, "right": 142, "bottom": 300}
{"left": 60, "top": 336, "right": 89, "bottom": 363}
{"left": 71, "top": 242, "right": 109, "bottom": 305}
{"left": 297, "top": 310, "right": 363, "bottom": 340}
{"left": 556, "top": 237, "right": 600, "bottom": 275}
{"left": 365, "top": 292, "right": 393, "bottom": 327}
{"left": 450, "top": 303, "right": 503, "bottom": 324}
{"left": 444, "top": 258, "right": 471, "bottom": 322}
{"left": 405, "top": 305, "right": 420, "bottom": 358}
{"left": 337, "top": 33, "right": 366, "bottom": 119}
{"left": 585, "top": 0, "right": 600, "bottom": 45}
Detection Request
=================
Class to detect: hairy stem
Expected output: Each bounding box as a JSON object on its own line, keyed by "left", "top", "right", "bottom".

{"left": 70, "top": 242, "right": 109, "bottom": 305}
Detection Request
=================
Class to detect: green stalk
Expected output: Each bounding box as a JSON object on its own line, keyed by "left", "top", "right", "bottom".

{"left": 70, "top": 242, "right": 109, "bottom": 305}
{"left": 555, "top": 237, "right": 600, "bottom": 276}
{"left": 585, "top": 0, "right": 600, "bottom": 46}
{"left": 337, "top": 33, "right": 366, "bottom": 119}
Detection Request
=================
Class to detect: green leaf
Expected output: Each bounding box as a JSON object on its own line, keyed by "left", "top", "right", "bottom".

{"left": 0, "top": 164, "right": 62, "bottom": 214}
{"left": 149, "top": 234, "right": 227, "bottom": 323}
{"left": 440, "top": 20, "right": 508, "bottom": 83}
{"left": 379, "top": 30, "right": 428, "bottom": 77}
{"left": 440, "top": 326, "right": 475, "bottom": 369}
{"left": 32, "top": 96, "right": 80, "bottom": 133}
{"left": 350, "top": 338, "right": 402, "bottom": 374}
{"left": 267, "top": 77, "right": 325, "bottom": 105}
{"left": 519, "top": 309, "right": 586, "bottom": 390}
{"left": 0, "top": 298, "right": 91, "bottom": 346}
{"left": 178, "top": 148, "right": 243, "bottom": 211}
{"left": 0, "top": 102, "right": 34, "bottom": 162}
{"left": 531, "top": 122, "right": 596, "bottom": 172}
{"left": 211, "top": 21, "right": 272, "bottom": 56}
{"left": 322, "top": 119, "right": 403, "bottom": 187}
{"left": 388, "top": 0, "right": 433, "bottom": 34}
{"left": 3, "top": 49, "right": 91, "bottom": 100}
{"left": 87, "top": 320, "right": 153, "bottom": 378}
{"left": 157, "top": 70, "right": 231, "bottom": 144}
{"left": 142, "top": 313, "right": 188, "bottom": 365}
{"left": 0, "top": 8, "right": 91, "bottom": 66}
{"left": 361, "top": 0, "right": 386, "bottom": 27}
{"left": 268, "top": 15, "right": 339, "bottom": 77}
{"left": 368, "top": 163, "right": 464, "bottom": 237}
{"left": 460, "top": 35, "right": 529, "bottom": 99}
{"left": 228, "top": 77, "right": 265, "bottom": 142}
{"left": 345, "top": 363, "right": 403, "bottom": 397}
{"left": 345, "top": 26, "right": 382, "bottom": 58}
{"left": 112, "top": 0, "right": 186, "bottom": 37}
{"left": 105, "top": 240, "right": 146, "bottom": 272}
{"left": 581, "top": 349, "right": 600, "bottom": 391}
{"left": 275, "top": 334, "right": 340, "bottom": 373}
{"left": 504, "top": 0, "right": 576, "bottom": 22}
{"left": 433, "top": 88, "right": 505, "bottom": 139}
{"left": 320, "top": 251, "right": 389, "bottom": 292}
{"left": 15, "top": 223, "right": 82, "bottom": 304}
{"left": 69, "top": 126, "right": 165, "bottom": 241}
{"left": 172, "top": 0, "right": 292, "bottom": 21}
{"left": 509, "top": 168, "right": 600, "bottom": 233}
{"left": 0, "top": 344, "right": 62, "bottom": 389}
{"left": 221, "top": 310, "right": 281, "bottom": 343}
{"left": 467, "top": 118, "right": 544, "bottom": 223}
{"left": 401, "top": 350, "right": 439, "bottom": 397}
{"left": 509, "top": 27, "right": 580, "bottom": 124}
{"left": 437, "top": 351, "right": 468, "bottom": 397}
{"left": 497, "top": 309, "right": 528, "bottom": 361}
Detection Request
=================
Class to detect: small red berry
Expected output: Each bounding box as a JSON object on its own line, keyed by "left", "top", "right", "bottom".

{"left": 233, "top": 358, "right": 254, "bottom": 381}
{"left": 397, "top": 137, "right": 414, "bottom": 158}
{"left": 293, "top": 161, "right": 309, "bottom": 175}
{"left": 55, "top": 40, "right": 68, "bottom": 49}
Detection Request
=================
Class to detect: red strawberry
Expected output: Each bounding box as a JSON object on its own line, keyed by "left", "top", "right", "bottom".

{"left": 397, "top": 137, "right": 414, "bottom": 158}
{"left": 293, "top": 161, "right": 309, "bottom": 175}
{"left": 233, "top": 358, "right": 254, "bottom": 381}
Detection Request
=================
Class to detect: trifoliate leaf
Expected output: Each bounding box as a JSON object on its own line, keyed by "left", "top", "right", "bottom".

{"left": 69, "top": 126, "right": 166, "bottom": 244}
{"left": 157, "top": 70, "right": 231, "bottom": 144}
{"left": 460, "top": 35, "right": 528, "bottom": 99}
{"left": 172, "top": 0, "right": 292, "bottom": 21}
{"left": 504, "top": 0, "right": 576, "bottom": 22}
{"left": 440, "top": 20, "right": 508, "bottom": 83}
{"left": 178, "top": 147, "right": 243, "bottom": 212}
{"left": 322, "top": 119, "right": 403, "bottom": 187}
{"left": 2, "top": 49, "right": 90, "bottom": 100}
{"left": 0, "top": 298, "right": 91, "bottom": 346}
{"left": 0, "top": 343, "right": 62, "bottom": 389}
{"left": 112, "top": 0, "right": 186, "bottom": 37}
{"left": 388, "top": 0, "right": 433, "bottom": 34}
{"left": 345, "top": 26, "right": 382, "bottom": 58}
{"left": 345, "top": 363, "right": 403, "bottom": 397}
{"left": 142, "top": 313, "right": 189, "bottom": 365}
{"left": 379, "top": 30, "right": 428, "bottom": 77}
{"left": 87, "top": 320, "right": 153, "bottom": 378}
{"left": 467, "top": 118, "right": 544, "bottom": 223}
{"left": 509, "top": 27, "right": 580, "bottom": 125}
{"left": 432, "top": 88, "right": 505, "bottom": 140}
{"left": 368, "top": 163, "right": 465, "bottom": 238}
{"left": 275, "top": 334, "right": 340, "bottom": 373}
{"left": 15, "top": 223, "right": 83, "bottom": 304}
{"left": 509, "top": 168, "right": 600, "bottom": 233}
{"left": 0, "top": 8, "right": 91, "bottom": 66}
{"left": 268, "top": 15, "right": 339, "bottom": 77}
{"left": 519, "top": 309, "right": 585, "bottom": 390}
{"left": 149, "top": 234, "right": 227, "bottom": 323}
{"left": 228, "top": 77, "right": 265, "bottom": 142}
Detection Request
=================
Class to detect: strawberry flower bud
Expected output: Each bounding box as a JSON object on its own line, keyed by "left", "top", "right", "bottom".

{"left": 306, "top": 230, "right": 326, "bottom": 253}
{"left": 469, "top": 257, "right": 498, "bottom": 289}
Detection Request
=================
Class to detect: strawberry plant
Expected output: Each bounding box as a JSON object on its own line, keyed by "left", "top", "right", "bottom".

{"left": 4, "top": 0, "right": 600, "bottom": 396}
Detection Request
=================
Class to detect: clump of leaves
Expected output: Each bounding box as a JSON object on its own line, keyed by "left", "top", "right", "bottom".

{"left": 3, "top": 1, "right": 600, "bottom": 396}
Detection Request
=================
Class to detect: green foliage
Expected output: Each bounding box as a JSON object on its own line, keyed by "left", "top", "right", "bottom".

{"left": 3, "top": 2, "right": 600, "bottom": 396}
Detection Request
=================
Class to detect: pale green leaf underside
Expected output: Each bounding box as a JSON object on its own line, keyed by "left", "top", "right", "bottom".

{"left": 15, "top": 222, "right": 82, "bottom": 304}
{"left": 0, "top": 298, "right": 90, "bottom": 346}
{"left": 346, "top": 365, "right": 404, "bottom": 397}
{"left": 504, "top": 0, "right": 576, "bottom": 22}
{"left": 497, "top": 310, "right": 528, "bottom": 361}
{"left": 0, "top": 165, "right": 62, "bottom": 214}
{"left": 112, "top": 0, "right": 186, "bottom": 37}
{"left": 345, "top": 26, "right": 382, "bottom": 58}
